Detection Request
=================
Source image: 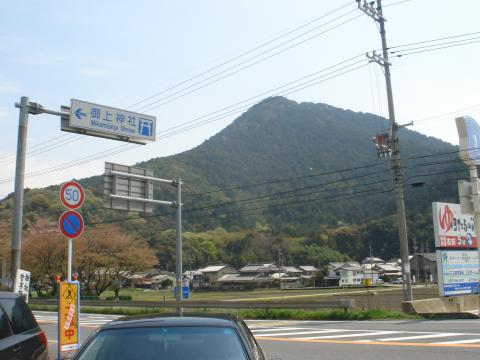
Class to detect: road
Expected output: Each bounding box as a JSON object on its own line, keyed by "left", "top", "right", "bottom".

{"left": 35, "top": 311, "right": 480, "bottom": 359}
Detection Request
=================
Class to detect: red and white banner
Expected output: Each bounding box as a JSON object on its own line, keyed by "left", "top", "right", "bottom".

{"left": 432, "top": 202, "right": 478, "bottom": 249}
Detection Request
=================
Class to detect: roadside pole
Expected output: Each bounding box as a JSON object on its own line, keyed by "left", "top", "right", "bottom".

{"left": 175, "top": 179, "right": 183, "bottom": 315}
{"left": 357, "top": 0, "right": 413, "bottom": 301}
{"left": 10, "top": 96, "right": 29, "bottom": 289}
{"left": 103, "top": 165, "right": 184, "bottom": 313}
{"left": 67, "top": 238, "right": 73, "bottom": 281}
{"left": 10, "top": 97, "right": 156, "bottom": 290}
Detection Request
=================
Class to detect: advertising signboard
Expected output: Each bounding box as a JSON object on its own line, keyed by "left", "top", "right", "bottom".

{"left": 59, "top": 281, "right": 80, "bottom": 353}
{"left": 432, "top": 202, "right": 478, "bottom": 248}
{"left": 436, "top": 250, "right": 479, "bottom": 296}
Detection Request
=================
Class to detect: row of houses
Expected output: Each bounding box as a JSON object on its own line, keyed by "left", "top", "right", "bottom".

{"left": 326, "top": 254, "right": 438, "bottom": 286}
{"left": 129, "top": 253, "right": 438, "bottom": 290}
{"left": 189, "top": 264, "right": 319, "bottom": 290}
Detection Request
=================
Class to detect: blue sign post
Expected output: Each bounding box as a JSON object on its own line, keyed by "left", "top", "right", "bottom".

{"left": 173, "top": 286, "right": 190, "bottom": 300}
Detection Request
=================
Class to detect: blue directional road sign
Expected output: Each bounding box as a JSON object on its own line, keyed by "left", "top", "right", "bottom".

{"left": 59, "top": 210, "right": 84, "bottom": 239}
{"left": 69, "top": 99, "right": 156, "bottom": 142}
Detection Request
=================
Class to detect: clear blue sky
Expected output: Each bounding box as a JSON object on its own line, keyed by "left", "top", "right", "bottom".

{"left": 1, "top": 0, "right": 480, "bottom": 198}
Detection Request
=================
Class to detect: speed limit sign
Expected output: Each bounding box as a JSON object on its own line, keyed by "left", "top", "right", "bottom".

{"left": 59, "top": 181, "right": 85, "bottom": 209}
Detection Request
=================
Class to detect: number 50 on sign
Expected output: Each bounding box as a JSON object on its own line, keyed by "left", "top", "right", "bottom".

{"left": 60, "top": 181, "right": 85, "bottom": 209}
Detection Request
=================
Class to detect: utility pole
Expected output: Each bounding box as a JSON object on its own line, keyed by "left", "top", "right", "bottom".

{"left": 357, "top": 0, "right": 413, "bottom": 301}
{"left": 174, "top": 179, "right": 183, "bottom": 314}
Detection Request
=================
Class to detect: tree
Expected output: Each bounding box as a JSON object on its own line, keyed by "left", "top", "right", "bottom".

{"left": 74, "top": 226, "right": 157, "bottom": 296}
{"left": 22, "top": 231, "right": 67, "bottom": 297}
{"left": 160, "top": 279, "right": 173, "bottom": 288}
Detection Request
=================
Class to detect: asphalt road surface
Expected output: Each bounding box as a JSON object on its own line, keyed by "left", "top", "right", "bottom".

{"left": 34, "top": 311, "right": 480, "bottom": 359}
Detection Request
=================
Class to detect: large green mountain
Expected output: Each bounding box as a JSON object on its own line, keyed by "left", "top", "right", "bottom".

{"left": 141, "top": 96, "right": 460, "bottom": 229}
{"left": 0, "top": 97, "right": 463, "bottom": 267}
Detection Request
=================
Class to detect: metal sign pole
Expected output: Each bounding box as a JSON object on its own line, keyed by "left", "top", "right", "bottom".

{"left": 175, "top": 179, "right": 183, "bottom": 315}
{"left": 10, "top": 96, "right": 29, "bottom": 289}
{"left": 68, "top": 238, "right": 73, "bottom": 282}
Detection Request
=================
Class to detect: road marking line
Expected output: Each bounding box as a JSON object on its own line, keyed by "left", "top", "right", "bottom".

{"left": 255, "top": 329, "right": 348, "bottom": 337}
{"left": 435, "top": 338, "right": 480, "bottom": 344}
{"left": 224, "top": 287, "right": 400, "bottom": 301}
{"left": 297, "top": 331, "right": 399, "bottom": 340}
{"left": 37, "top": 320, "right": 99, "bottom": 329}
{"left": 376, "top": 333, "right": 461, "bottom": 342}
{"left": 251, "top": 327, "right": 307, "bottom": 333}
{"left": 257, "top": 337, "right": 480, "bottom": 349}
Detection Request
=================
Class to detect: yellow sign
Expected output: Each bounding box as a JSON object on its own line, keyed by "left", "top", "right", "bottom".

{"left": 59, "top": 282, "right": 80, "bottom": 352}
{"left": 364, "top": 278, "right": 372, "bottom": 287}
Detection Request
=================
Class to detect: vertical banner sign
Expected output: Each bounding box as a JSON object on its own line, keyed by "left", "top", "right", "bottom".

{"left": 432, "top": 202, "right": 478, "bottom": 248}
{"left": 59, "top": 281, "right": 80, "bottom": 353}
{"left": 13, "top": 269, "right": 30, "bottom": 303}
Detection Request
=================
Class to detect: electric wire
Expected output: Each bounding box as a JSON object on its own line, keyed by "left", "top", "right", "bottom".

{"left": 4, "top": 28, "right": 479, "bottom": 174}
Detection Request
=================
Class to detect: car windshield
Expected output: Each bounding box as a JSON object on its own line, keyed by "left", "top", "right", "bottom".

{"left": 77, "top": 325, "right": 248, "bottom": 360}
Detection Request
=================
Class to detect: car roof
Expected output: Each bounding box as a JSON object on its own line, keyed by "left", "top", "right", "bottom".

{"left": 101, "top": 314, "right": 240, "bottom": 330}
{"left": 0, "top": 291, "right": 21, "bottom": 299}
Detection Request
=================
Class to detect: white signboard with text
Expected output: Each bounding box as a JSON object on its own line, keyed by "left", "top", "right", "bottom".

{"left": 432, "top": 202, "right": 478, "bottom": 249}
{"left": 436, "top": 250, "right": 479, "bottom": 296}
{"left": 13, "top": 269, "right": 31, "bottom": 303}
{"left": 69, "top": 99, "right": 156, "bottom": 142}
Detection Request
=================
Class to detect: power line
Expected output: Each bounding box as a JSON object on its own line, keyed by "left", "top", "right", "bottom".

{"left": 128, "top": 1, "right": 354, "bottom": 110}
{"left": 5, "top": 27, "right": 476, "bottom": 169}
{"left": 391, "top": 38, "right": 480, "bottom": 57}
{"left": 0, "top": 58, "right": 370, "bottom": 185}
{"left": 14, "top": 153, "right": 474, "bottom": 234}
{"left": 138, "top": 11, "right": 363, "bottom": 112}
{"left": 388, "top": 31, "right": 480, "bottom": 51}
{"left": 3, "top": 3, "right": 358, "bottom": 163}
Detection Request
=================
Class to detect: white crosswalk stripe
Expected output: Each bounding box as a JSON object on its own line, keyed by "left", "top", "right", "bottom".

{"left": 34, "top": 311, "right": 119, "bottom": 326}
{"left": 297, "top": 330, "right": 398, "bottom": 340}
{"left": 254, "top": 329, "right": 349, "bottom": 337}
{"left": 250, "top": 324, "right": 480, "bottom": 346}
{"left": 376, "top": 333, "right": 462, "bottom": 342}
{"left": 435, "top": 338, "right": 480, "bottom": 344}
{"left": 251, "top": 327, "right": 307, "bottom": 333}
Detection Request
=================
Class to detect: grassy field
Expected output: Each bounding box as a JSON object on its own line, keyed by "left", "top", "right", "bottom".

{"left": 98, "top": 286, "right": 404, "bottom": 302}
{"left": 29, "top": 304, "right": 419, "bottom": 320}
{"left": 98, "top": 285, "right": 438, "bottom": 303}
{"left": 29, "top": 286, "right": 439, "bottom": 319}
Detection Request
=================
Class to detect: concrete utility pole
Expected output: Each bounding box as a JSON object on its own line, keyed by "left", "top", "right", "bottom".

{"left": 357, "top": 0, "right": 413, "bottom": 301}
{"left": 10, "top": 98, "right": 70, "bottom": 290}
{"left": 10, "top": 96, "right": 29, "bottom": 289}
{"left": 174, "top": 178, "right": 183, "bottom": 315}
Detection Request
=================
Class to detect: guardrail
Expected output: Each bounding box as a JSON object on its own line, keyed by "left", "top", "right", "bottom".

{"left": 30, "top": 299, "right": 355, "bottom": 312}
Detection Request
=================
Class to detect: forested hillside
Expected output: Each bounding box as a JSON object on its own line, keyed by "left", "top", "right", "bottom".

{"left": 0, "top": 97, "right": 463, "bottom": 271}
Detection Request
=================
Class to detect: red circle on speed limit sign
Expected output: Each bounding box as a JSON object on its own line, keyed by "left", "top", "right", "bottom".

{"left": 59, "top": 181, "right": 85, "bottom": 209}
